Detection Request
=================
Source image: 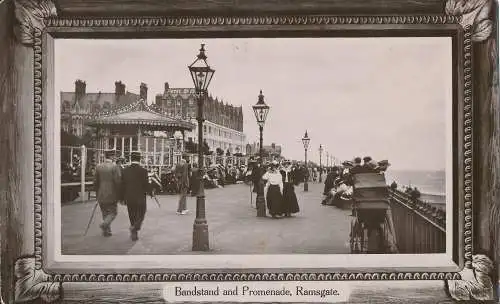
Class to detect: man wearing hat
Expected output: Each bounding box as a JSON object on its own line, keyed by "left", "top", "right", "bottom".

{"left": 93, "top": 150, "right": 122, "bottom": 237}
{"left": 322, "top": 166, "right": 340, "bottom": 205}
{"left": 361, "top": 156, "right": 378, "bottom": 173}
{"left": 121, "top": 152, "right": 150, "bottom": 241}
{"left": 349, "top": 157, "right": 364, "bottom": 174}
{"left": 250, "top": 157, "right": 264, "bottom": 194}
{"left": 175, "top": 158, "right": 190, "bottom": 215}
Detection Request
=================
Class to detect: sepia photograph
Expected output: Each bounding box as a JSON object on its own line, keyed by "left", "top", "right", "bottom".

{"left": 55, "top": 37, "right": 452, "bottom": 258}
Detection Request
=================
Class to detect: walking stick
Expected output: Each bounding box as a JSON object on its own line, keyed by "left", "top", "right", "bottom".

{"left": 84, "top": 201, "right": 99, "bottom": 236}
{"left": 151, "top": 194, "right": 161, "bottom": 208}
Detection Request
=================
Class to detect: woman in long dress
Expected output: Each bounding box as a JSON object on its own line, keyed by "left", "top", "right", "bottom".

{"left": 280, "top": 160, "right": 300, "bottom": 216}
{"left": 262, "top": 162, "right": 284, "bottom": 218}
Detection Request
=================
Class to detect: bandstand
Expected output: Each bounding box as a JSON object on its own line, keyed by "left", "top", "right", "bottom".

{"left": 85, "top": 98, "right": 194, "bottom": 169}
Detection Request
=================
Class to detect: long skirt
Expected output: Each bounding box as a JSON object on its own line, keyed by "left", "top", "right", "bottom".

{"left": 266, "top": 185, "right": 284, "bottom": 216}
{"left": 282, "top": 183, "right": 300, "bottom": 214}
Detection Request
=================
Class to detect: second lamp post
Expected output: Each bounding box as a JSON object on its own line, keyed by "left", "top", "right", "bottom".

{"left": 188, "top": 44, "right": 215, "bottom": 251}
{"left": 319, "top": 144, "right": 323, "bottom": 183}
{"left": 302, "top": 131, "right": 310, "bottom": 192}
{"left": 252, "top": 90, "right": 270, "bottom": 217}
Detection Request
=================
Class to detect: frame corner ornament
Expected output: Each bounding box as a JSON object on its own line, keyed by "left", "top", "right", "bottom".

{"left": 14, "top": 0, "right": 57, "bottom": 46}
{"left": 445, "top": 0, "right": 494, "bottom": 41}
{"left": 445, "top": 254, "right": 495, "bottom": 301}
{"left": 14, "top": 256, "right": 62, "bottom": 303}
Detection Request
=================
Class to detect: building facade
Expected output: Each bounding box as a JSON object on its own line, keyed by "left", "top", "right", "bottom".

{"left": 154, "top": 82, "right": 246, "bottom": 155}
{"left": 246, "top": 142, "right": 283, "bottom": 159}
{"left": 60, "top": 80, "right": 144, "bottom": 137}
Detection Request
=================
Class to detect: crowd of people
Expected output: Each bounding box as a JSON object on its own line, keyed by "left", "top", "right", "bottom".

{"left": 248, "top": 159, "right": 301, "bottom": 218}
{"left": 321, "top": 156, "right": 391, "bottom": 206}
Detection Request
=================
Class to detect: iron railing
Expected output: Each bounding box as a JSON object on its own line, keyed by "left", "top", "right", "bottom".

{"left": 389, "top": 189, "right": 446, "bottom": 253}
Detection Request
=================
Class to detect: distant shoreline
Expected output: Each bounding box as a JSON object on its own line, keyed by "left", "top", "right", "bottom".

{"left": 420, "top": 192, "right": 445, "bottom": 205}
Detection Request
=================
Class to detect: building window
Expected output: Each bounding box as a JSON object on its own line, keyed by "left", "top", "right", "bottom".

{"left": 62, "top": 100, "right": 71, "bottom": 112}
{"left": 103, "top": 102, "right": 111, "bottom": 111}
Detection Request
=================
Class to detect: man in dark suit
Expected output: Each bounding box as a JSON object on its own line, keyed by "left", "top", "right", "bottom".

{"left": 190, "top": 163, "right": 200, "bottom": 196}
{"left": 121, "top": 152, "right": 149, "bottom": 241}
{"left": 323, "top": 166, "right": 340, "bottom": 195}
{"left": 250, "top": 159, "right": 263, "bottom": 194}
{"left": 94, "top": 150, "right": 122, "bottom": 237}
{"left": 175, "top": 158, "right": 190, "bottom": 215}
{"left": 349, "top": 157, "right": 364, "bottom": 174}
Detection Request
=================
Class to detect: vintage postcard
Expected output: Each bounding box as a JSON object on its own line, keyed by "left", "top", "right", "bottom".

{"left": 0, "top": 0, "right": 498, "bottom": 303}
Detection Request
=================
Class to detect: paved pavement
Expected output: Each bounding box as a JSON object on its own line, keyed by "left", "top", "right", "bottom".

{"left": 62, "top": 182, "right": 352, "bottom": 255}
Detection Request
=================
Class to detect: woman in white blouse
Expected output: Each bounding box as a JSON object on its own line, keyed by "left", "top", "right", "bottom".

{"left": 262, "top": 161, "right": 284, "bottom": 218}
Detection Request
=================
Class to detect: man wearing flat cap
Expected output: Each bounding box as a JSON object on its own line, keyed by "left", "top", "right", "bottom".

{"left": 94, "top": 149, "right": 122, "bottom": 237}
{"left": 121, "top": 152, "right": 149, "bottom": 241}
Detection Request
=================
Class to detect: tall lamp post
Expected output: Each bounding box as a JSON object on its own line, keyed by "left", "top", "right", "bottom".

{"left": 326, "top": 151, "right": 329, "bottom": 168}
{"left": 319, "top": 144, "right": 323, "bottom": 183}
{"left": 302, "top": 131, "right": 310, "bottom": 192}
{"left": 252, "top": 90, "right": 270, "bottom": 217}
{"left": 188, "top": 44, "right": 215, "bottom": 251}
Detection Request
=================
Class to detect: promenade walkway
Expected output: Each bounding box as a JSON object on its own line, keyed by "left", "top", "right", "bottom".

{"left": 61, "top": 182, "right": 352, "bottom": 255}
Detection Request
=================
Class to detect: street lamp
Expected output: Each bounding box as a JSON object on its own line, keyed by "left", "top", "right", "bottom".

{"left": 252, "top": 90, "right": 270, "bottom": 217}
{"left": 326, "top": 151, "right": 329, "bottom": 168}
{"left": 319, "top": 144, "right": 323, "bottom": 183}
{"left": 188, "top": 43, "right": 215, "bottom": 251}
{"left": 302, "top": 131, "right": 310, "bottom": 192}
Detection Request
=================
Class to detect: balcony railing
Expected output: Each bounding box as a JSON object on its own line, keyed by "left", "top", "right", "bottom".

{"left": 389, "top": 189, "right": 446, "bottom": 253}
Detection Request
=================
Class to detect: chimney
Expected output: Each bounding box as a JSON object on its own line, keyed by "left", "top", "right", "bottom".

{"left": 75, "top": 79, "right": 86, "bottom": 99}
{"left": 164, "top": 82, "right": 170, "bottom": 93}
{"left": 140, "top": 83, "right": 148, "bottom": 100}
{"left": 115, "top": 81, "right": 125, "bottom": 96}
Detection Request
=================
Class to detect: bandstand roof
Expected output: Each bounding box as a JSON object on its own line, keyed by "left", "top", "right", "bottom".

{"left": 86, "top": 99, "right": 195, "bottom": 131}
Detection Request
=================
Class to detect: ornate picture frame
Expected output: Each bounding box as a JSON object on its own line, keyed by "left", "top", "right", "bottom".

{"left": 0, "top": 0, "right": 498, "bottom": 302}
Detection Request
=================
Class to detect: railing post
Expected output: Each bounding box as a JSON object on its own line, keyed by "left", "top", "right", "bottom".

{"left": 80, "top": 145, "right": 86, "bottom": 202}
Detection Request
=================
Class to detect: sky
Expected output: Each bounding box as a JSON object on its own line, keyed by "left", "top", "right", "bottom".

{"left": 54, "top": 37, "right": 452, "bottom": 171}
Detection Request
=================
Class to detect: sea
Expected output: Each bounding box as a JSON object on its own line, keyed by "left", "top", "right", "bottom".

{"left": 384, "top": 169, "right": 446, "bottom": 210}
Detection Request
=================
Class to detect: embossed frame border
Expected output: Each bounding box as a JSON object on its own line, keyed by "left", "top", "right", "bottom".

{"left": 2, "top": 0, "right": 498, "bottom": 303}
